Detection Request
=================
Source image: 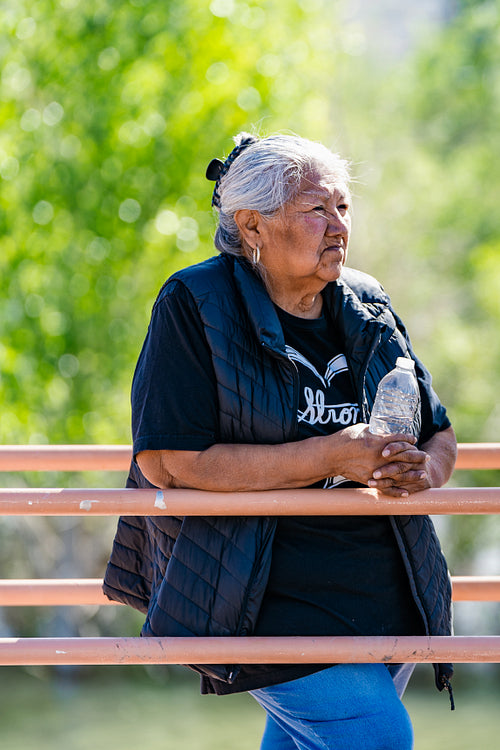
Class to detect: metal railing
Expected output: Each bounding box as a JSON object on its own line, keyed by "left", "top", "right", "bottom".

{"left": 0, "top": 443, "right": 499, "bottom": 667}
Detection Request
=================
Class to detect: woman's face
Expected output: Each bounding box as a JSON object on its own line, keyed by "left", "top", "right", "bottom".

{"left": 258, "top": 167, "right": 351, "bottom": 299}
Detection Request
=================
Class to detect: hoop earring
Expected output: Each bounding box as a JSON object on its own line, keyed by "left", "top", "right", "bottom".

{"left": 252, "top": 244, "right": 260, "bottom": 265}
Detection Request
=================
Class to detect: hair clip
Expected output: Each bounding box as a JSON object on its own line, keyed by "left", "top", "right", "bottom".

{"left": 206, "top": 137, "right": 256, "bottom": 208}
{"left": 206, "top": 159, "right": 224, "bottom": 181}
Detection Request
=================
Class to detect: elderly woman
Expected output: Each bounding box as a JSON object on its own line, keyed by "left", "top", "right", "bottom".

{"left": 104, "top": 133, "right": 457, "bottom": 750}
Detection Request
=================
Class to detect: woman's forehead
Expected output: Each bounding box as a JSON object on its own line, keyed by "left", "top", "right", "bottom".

{"left": 298, "top": 166, "right": 349, "bottom": 197}
{"left": 296, "top": 178, "right": 350, "bottom": 203}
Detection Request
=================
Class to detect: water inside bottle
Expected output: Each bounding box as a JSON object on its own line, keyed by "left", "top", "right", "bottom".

{"left": 369, "top": 387, "right": 419, "bottom": 436}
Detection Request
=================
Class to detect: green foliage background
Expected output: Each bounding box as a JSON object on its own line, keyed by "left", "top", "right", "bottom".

{"left": 1, "top": 0, "right": 500, "bottom": 678}
{"left": 2, "top": 0, "right": 500, "bottom": 448}
{"left": 1, "top": 0, "right": 351, "bottom": 445}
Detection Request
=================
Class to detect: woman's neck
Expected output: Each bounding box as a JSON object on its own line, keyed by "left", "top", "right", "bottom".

{"left": 270, "top": 289, "right": 324, "bottom": 319}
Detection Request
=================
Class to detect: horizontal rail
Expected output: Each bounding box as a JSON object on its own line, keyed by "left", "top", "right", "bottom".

{"left": 0, "top": 443, "right": 498, "bottom": 472}
{"left": 1, "top": 577, "right": 499, "bottom": 607}
{"left": 0, "top": 579, "right": 120, "bottom": 606}
{"left": 1, "top": 486, "right": 500, "bottom": 516}
{"left": 1, "top": 635, "right": 500, "bottom": 666}
{"left": 0, "top": 445, "right": 131, "bottom": 472}
{"left": 451, "top": 576, "right": 500, "bottom": 602}
{"left": 454, "top": 443, "right": 500, "bottom": 470}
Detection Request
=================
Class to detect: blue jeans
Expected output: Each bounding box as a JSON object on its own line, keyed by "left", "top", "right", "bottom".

{"left": 250, "top": 664, "right": 414, "bottom": 750}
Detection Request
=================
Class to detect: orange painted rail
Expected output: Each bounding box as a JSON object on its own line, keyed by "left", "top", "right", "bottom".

{"left": 0, "top": 579, "right": 120, "bottom": 607}
{"left": 0, "top": 444, "right": 132, "bottom": 472}
{"left": 454, "top": 443, "right": 500, "bottom": 470}
{"left": 0, "top": 443, "right": 498, "bottom": 472}
{"left": 1, "top": 577, "right": 499, "bottom": 606}
{"left": 1, "top": 635, "right": 499, "bottom": 666}
{"left": 0, "top": 486, "right": 499, "bottom": 516}
{"left": 451, "top": 576, "right": 500, "bottom": 602}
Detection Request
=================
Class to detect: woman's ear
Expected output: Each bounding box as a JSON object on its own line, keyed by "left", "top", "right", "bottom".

{"left": 234, "top": 209, "right": 261, "bottom": 247}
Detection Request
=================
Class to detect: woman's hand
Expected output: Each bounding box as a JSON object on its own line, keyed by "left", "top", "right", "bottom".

{"left": 326, "top": 423, "right": 422, "bottom": 491}
{"left": 366, "top": 440, "right": 431, "bottom": 497}
{"left": 366, "top": 426, "right": 457, "bottom": 497}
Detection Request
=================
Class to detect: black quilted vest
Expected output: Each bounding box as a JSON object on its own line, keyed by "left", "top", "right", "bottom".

{"left": 103, "top": 254, "right": 452, "bottom": 689}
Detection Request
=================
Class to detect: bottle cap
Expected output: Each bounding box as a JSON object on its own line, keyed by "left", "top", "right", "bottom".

{"left": 396, "top": 357, "right": 415, "bottom": 371}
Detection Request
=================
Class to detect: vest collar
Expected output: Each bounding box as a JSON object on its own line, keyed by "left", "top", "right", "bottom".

{"left": 232, "top": 256, "right": 287, "bottom": 354}
{"left": 231, "top": 256, "right": 396, "bottom": 360}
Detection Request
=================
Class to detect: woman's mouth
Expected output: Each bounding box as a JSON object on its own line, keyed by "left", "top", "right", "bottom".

{"left": 324, "top": 244, "right": 344, "bottom": 255}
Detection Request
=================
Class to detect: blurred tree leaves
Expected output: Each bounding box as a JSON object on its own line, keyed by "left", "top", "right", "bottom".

{"left": 336, "top": 0, "right": 500, "bottom": 448}
{"left": 2, "top": 1, "right": 499, "bottom": 447}
{"left": 0, "top": 0, "right": 343, "bottom": 445}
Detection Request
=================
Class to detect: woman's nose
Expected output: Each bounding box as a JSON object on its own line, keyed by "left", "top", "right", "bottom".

{"left": 326, "top": 211, "right": 349, "bottom": 235}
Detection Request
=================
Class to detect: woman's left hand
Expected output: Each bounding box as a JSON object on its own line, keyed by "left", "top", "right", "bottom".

{"left": 367, "top": 426, "right": 457, "bottom": 497}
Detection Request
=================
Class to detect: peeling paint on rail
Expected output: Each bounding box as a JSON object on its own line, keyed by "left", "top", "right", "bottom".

{"left": 154, "top": 490, "right": 166, "bottom": 510}
{"left": 79, "top": 500, "right": 93, "bottom": 511}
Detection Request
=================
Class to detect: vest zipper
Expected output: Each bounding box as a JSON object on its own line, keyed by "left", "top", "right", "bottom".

{"left": 354, "top": 324, "right": 383, "bottom": 421}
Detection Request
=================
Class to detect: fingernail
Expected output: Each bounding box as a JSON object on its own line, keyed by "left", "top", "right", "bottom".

{"left": 419, "top": 472, "right": 426, "bottom": 480}
{"left": 382, "top": 449, "right": 390, "bottom": 457}
{"left": 401, "top": 490, "right": 409, "bottom": 497}
{"left": 368, "top": 480, "right": 376, "bottom": 487}
{"left": 373, "top": 471, "right": 381, "bottom": 479}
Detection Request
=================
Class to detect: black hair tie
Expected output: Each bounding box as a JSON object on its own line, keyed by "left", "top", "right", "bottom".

{"left": 206, "top": 137, "right": 255, "bottom": 208}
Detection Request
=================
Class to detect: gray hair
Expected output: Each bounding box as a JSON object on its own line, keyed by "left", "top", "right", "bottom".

{"left": 213, "top": 132, "right": 351, "bottom": 257}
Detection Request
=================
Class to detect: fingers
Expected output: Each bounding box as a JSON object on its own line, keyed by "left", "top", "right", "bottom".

{"left": 336, "top": 425, "right": 426, "bottom": 490}
{"left": 371, "top": 455, "right": 428, "bottom": 481}
{"left": 368, "top": 473, "right": 430, "bottom": 496}
{"left": 376, "top": 479, "right": 431, "bottom": 498}
{"left": 369, "top": 468, "right": 427, "bottom": 486}
{"left": 367, "top": 442, "right": 432, "bottom": 496}
{"left": 380, "top": 436, "right": 418, "bottom": 459}
{"left": 372, "top": 485, "right": 412, "bottom": 498}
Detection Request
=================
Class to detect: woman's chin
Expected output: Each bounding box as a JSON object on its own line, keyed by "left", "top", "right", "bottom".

{"left": 318, "top": 260, "right": 344, "bottom": 282}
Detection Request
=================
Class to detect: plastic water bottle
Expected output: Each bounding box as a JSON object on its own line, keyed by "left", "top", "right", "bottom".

{"left": 369, "top": 357, "right": 420, "bottom": 436}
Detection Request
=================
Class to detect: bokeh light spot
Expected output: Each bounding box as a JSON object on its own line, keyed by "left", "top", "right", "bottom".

{"left": 155, "top": 209, "right": 180, "bottom": 236}
{"left": 58, "top": 353, "right": 80, "bottom": 378}
{"left": 60, "top": 134, "right": 81, "bottom": 159}
{"left": 119, "top": 198, "right": 141, "bottom": 223}
{"left": 2, "top": 62, "right": 31, "bottom": 93}
{"left": 32, "top": 201, "right": 54, "bottom": 225}
{"left": 237, "top": 87, "right": 261, "bottom": 111}
{"left": 98, "top": 47, "right": 121, "bottom": 71}
{"left": 206, "top": 62, "right": 230, "bottom": 85}
{"left": 0, "top": 156, "right": 19, "bottom": 180}
{"left": 20, "top": 108, "right": 41, "bottom": 131}
{"left": 43, "top": 101, "right": 64, "bottom": 126}
{"left": 16, "top": 17, "right": 36, "bottom": 40}
{"left": 210, "top": 0, "right": 235, "bottom": 18}
{"left": 256, "top": 54, "right": 281, "bottom": 78}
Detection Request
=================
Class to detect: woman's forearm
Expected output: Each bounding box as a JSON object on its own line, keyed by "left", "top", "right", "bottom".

{"left": 136, "top": 425, "right": 420, "bottom": 492}
{"left": 420, "top": 425, "right": 457, "bottom": 488}
{"left": 138, "top": 439, "right": 341, "bottom": 491}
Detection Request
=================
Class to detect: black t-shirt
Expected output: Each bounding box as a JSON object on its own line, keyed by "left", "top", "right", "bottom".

{"left": 131, "top": 284, "right": 424, "bottom": 694}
